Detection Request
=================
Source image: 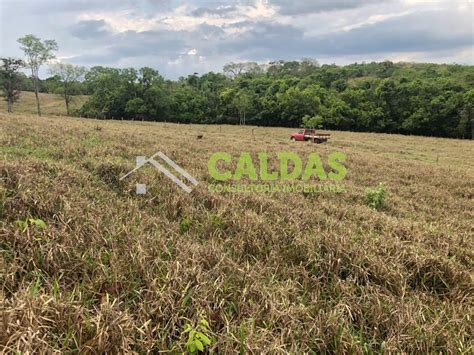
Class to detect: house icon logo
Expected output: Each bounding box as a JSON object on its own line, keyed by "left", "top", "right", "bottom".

{"left": 119, "top": 151, "right": 199, "bottom": 194}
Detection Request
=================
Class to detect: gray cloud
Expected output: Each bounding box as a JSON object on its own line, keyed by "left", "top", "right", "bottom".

{"left": 269, "top": 0, "right": 390, "bottom": 15}
{"left": 1, "top": 0, "right": 130, "bottom": 16}
{"left": 218, "top": 22, "right": 304, "bottom": 58}
{"left": 71, "top": 29, "right": 187, "bottom": 64}
{"left": 195, "top": 23, "right": 226, "bottom": 38}
{"left": 218, "top": 8, "right": 472, "bottom": 59}
{"left": 113, "top": 30, "right": 187, "bottom": 57}
{"left": 309, "top": 12, "right": 472, "bottom": 55}
{"left": 70, "top": 20, "right": 110, "bottom": 39}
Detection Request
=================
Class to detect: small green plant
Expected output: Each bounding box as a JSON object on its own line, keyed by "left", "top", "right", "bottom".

{"left": 239, "top": 321, "right": 246, "bottom": 355}
{"left": 16, "top": 218, "right": 47, "bottom": 232}
{"left": 365, "top": 183, "right": 386, "bottom": 210}
{"left": 29, "top": 271, "right": 43, "bottom": 297}
{"left": 180, "top": 216, "right": 192, "bottom": 233}
{"left": 183, "top": 317, "right": 213, "bottom": 354}
{"left": 208, "top": 212, "right": 223, "bottom": 229}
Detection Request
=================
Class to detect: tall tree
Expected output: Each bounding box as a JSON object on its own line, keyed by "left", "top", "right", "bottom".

{"left": 459, "top": 89, "right": 474, "bottom": 139}
{"left": 0, "top": 57, "right": 24, "bottom": 113}
{"left": 17, "top": 34, "right": 58, "bottom": 116}
{"left": 234, "top": 89, "right": 253, "bottom": 125}
{"left": 49, "top": 63, "right": 87, "bottom": 115}
{"left": 223, "top": 62, "right": 263, "bottom": 78}
{"left": 223, "top": 62, "right": 247, "bottom": 78}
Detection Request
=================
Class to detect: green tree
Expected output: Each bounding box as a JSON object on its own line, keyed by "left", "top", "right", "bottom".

{"left": 17, "top": 34, "right": 58, "bottom": 116}
{"left": 220, "top": 87, "right": 254, "bottom": 125}
{"left": 125, "top": 97, "right": 147, "bottom": 117}
{"left": 223, "top": 62, "right": 262, "bottom": 78}
{"left": 458, "top": 89, "right": 474, "bottom": 139}
{"left": 81, "top": 67, "right": 123, "bottom": 118}
{"left": 234, "top": 89, "right": 253, "bottom": 125}
{"left": 0, "top": 57, "right": 24, "bottom": 113}
{"left": 277, "top": 85, "right": 321, "bottom": 126}
{"left": 302, "top": 114, "right": 324, "bottom": 129}
{"left": 49, "top": 63, "right": 87, "bottom": 115}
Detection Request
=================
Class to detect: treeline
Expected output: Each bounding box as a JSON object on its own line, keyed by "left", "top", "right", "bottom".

{"left": 75, "top": 61, "right": 473, "bottom": 138}
{"left": 2, "top": 44, "right": 473, "bottom": 138}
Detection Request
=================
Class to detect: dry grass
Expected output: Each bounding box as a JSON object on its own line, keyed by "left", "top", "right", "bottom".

{"left": 1, "top": 112, "right": 473, "bottom": 353}
{"left": 0, "top": 91, "right": 88, "bottom": 116}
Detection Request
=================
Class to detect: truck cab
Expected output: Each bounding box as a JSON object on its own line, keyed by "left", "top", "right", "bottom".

{"left": 290, "top": 129, "right": 315, "bottom": 141}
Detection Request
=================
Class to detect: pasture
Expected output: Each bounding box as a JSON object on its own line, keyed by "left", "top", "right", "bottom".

{"left": 1, "top": 112, "right": 473, "bottom": 353}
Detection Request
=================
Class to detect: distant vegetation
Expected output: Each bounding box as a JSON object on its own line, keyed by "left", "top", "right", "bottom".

{"left": 1, "top": 35, "right": 473, "bottom": 138}
{"left": 8, "top": 61, "right": 474, "bottom": 139}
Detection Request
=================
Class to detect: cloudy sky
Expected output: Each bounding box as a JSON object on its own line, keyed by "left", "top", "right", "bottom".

{"left": 0, "top": 0, "right": 472, "bottom": 79}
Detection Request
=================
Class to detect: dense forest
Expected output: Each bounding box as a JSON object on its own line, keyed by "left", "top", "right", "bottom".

{"left": 7, "top": 60, "right": 474, "bottom": 138}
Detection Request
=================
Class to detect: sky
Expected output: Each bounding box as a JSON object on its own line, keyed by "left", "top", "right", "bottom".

{"left": 0, "top": 0, "right": 472, "bottom": 79}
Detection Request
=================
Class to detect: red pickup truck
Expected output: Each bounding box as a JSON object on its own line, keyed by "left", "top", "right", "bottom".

{"left": 290, "top": 128, "right": 330, "bottom": 144}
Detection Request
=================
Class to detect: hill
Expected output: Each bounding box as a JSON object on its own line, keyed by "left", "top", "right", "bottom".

{"left": 0, "top": 91, "right": 88, "bottom": 116}
{"left": 0, "top": 112, "right": 472, "bottom": 353}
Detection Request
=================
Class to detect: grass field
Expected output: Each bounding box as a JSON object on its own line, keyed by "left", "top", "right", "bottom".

{"left": 0, "top": 91, "right": 88, "bottom": 116}
{"left": 1, "top": 112, "right": 473, "bottom": 353}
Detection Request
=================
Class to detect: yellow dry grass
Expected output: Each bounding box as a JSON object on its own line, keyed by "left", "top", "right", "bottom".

{"left": 0, "top": 91, "right": 88, "bottom": 116}
{"left": 0, "top": 112, "right": 473, "bottom": 353}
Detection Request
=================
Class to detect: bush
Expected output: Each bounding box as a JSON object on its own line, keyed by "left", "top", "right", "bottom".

{"left": 302, "top": 114, "right": 324, "bottom": 129}
{"left": 365, "top": 183, "right": 386, "bottom": 210}
{"left": 179, "top": 216, "right": 192, "bottom": 233}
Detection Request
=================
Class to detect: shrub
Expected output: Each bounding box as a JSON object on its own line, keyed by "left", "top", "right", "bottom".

{"left": 180, "top": 216, "right": 192, "bottom": 233}
{"left": 365, "top": 183, "right": 386, "bottom": 210}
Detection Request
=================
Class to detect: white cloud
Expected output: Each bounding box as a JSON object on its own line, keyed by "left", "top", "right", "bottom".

{"left": 341, "top": 10, "right": 414, "bottom": 31}
{"left": 78, "top": 10, "right": 159, "bottom": 33}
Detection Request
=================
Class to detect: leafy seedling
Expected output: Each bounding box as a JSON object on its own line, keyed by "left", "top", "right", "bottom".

{"left": 183, "top": 317, "right": 213, "bottom": 354}
{"left": 15, "top": 217, "right": 47, "bottom": 232}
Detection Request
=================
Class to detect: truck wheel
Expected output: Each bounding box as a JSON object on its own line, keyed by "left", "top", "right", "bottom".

{"left": 290, "top": 137, "right": 296, "bottom": 141}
